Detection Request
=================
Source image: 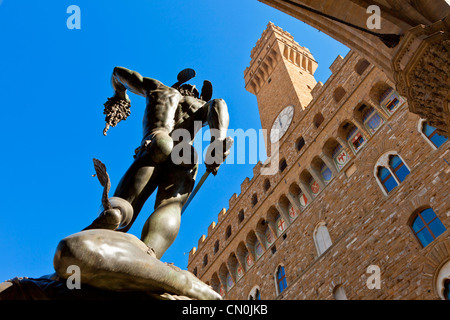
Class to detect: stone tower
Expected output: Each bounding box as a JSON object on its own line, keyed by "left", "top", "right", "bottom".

{"left": 244, "top": 22, "right": 317, "bottom": 153}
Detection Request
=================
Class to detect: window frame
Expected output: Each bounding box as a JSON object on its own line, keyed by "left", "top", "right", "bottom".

{"left": 419, "top": 119, "right": 448, "bottom": 149}
{"left": 410, "top": 208, "right": 446, "bottom": 248}
{"left": 389, "top": 155, "right": 410, "bottom": 183}
{"left": 276, "top": 265, "right": 287, "bottom": 295}
{"left": 377, "top": 166, "right": 398, "bottom": 194}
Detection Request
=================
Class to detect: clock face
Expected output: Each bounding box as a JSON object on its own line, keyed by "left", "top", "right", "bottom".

{"left": 270, "top": 105, "right": 294, "bottom": 143}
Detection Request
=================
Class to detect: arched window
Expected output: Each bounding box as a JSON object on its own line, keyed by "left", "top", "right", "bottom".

{"left": 377, "top": 166, "right": 398, "bottom": 193}
{"left": 389, "top": 155, "right": 410, "bottom": 183}
{"left": 248, "top": 287, "right": 262, "bottom": 300}
{"left": 276, "top": 266, "right": 287, "bottom": 294}
{"left": 444, "top": 279, "right": 450, "bottom": 300}
{"left": 375, "top": 153, "right": 410, "bottom": 195}
{"left": 314, "top": 223, "right": 332, "bottom": 256}
{"left": 203, "top": 254, "right": 208, "bottom": 267}
{"left": 435, "top": 260, "right": 450, "bottom": 300}
{"left": 411, "top": 208, "right": 446, "bottom": 247}
{"left": 421, "top": 121, "right": 448, "bottom": 148}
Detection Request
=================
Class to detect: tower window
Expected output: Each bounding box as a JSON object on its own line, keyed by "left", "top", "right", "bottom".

{"left": 411, "top": 208, "right": 446, "bottom": 247}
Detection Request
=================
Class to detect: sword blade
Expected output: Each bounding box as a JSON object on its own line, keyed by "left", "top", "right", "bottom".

{"left": 181, "top": 170, "right": 210, "bottom": 216}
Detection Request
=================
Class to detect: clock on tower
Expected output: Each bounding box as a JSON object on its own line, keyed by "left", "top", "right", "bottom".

{"left": 270, "top": 105, "right": 294, "bottom": 143}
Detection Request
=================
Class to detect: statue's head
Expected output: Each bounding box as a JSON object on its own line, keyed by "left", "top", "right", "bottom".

{"left": 178, "top": 84, "right": 199, "bottom": 98}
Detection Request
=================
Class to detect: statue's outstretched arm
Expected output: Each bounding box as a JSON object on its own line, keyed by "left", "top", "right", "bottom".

{"left": 111, "top": 66, "right": 159, "bottom": 98}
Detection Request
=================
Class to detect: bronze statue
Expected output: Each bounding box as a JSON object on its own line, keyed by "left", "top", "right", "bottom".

{"left": 0, "top": 67, "right": 231, "bottom": 300}
{"left": 85, "top": 66, "right": 230, "bottom": 258}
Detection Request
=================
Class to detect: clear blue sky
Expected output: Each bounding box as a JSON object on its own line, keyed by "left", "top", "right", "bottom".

{"left": 0, "top": 0, "right": 349, "bottom": 282}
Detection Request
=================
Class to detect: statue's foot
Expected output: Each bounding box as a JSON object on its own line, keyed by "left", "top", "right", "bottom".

{"left": 83, "top": 208, "right": 122, "bottom": 231}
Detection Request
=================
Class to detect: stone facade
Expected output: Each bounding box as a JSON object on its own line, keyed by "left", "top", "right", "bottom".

{"left": 187, "top": 23, "right": 450, "bottom": 300}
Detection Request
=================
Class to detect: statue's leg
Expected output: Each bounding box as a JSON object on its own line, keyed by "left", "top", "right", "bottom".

{"left": 140, "top": 164, "right": 197, "bottom": 259}
{"left": 84, "top": 153, "right": 158, "bottom": 232}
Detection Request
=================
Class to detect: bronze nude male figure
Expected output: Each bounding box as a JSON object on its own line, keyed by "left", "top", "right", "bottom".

{"left": 85, "top": 67, "right": 230, "bottom": 257}
{"left": 55, "top": 67, "right": 231, "bottom": 299}
{"left": 0, "top": 67, "right": 231, "bottom": 300}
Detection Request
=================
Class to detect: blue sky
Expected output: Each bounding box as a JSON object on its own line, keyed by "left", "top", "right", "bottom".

{"left": 0, "top": 0, "right": 349, "bottom": 282}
